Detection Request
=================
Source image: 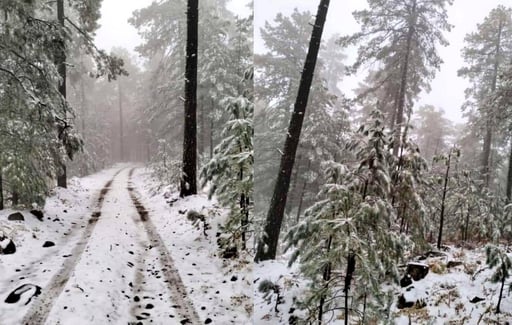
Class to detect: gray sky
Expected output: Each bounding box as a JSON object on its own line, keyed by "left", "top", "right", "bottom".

{"left": 95, "top": 0, "right": 251, "bottom": 59}
{"left": 255, "top": 0, "right": 512, "bottom": 123}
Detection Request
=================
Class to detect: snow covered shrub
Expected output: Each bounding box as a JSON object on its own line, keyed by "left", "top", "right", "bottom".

{"left": 286, "top": 111, "right": 408, "bottom": 324}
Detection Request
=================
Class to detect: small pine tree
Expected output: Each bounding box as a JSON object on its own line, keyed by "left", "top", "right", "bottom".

{"left": 201, "top": 69, "right": 253, "bottom": 252}
{"left": 286, "top": 110, "right": 407, "bottom": 324}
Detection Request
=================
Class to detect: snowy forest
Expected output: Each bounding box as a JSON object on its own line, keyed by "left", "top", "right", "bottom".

{"left": 254, "top": 0, "right": 512, "bottom": 324}
{"left": 1, "top": 0, "right": 512, "bottom": 324}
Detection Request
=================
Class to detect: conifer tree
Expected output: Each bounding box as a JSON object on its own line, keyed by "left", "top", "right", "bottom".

{"left": 286, "top": 111, "right": 406, "bottom": 324}
{"left": 201, "top": 68, "right": 253, "bottom": 251}
{"left": 458, "top": 6, "right": 512, "bottom": 188}
{"left": 340, "top": 0, "right": 453, "bottom": 156}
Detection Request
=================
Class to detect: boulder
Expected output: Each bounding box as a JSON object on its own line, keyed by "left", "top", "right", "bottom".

{"left": 470, "top": 296, "right": 485, "bottom": 303}
{"left": 7, "top": 212, "right": 24, "bottom": 221}
{"left": 447, "top": 261, "right": 463, "bottom": 268}
{"left": 0, "top": 239, "right": 16, "bottom": 255}
{"left": 30, "top": 210, "right": 44, "bottom": 221}
{"left": 4, "top": 284, "right": 42, "bottom": 305}
{"left": 406, "top": 262, "right": 429, "bottom": 281}
{"left": 42, "top": 241, "right": 55, "bottom": 248}
{"left": 400, "top": 274, "right": 413, "bottom": 287}
{"left": 397, "top": 294, "right": 414, "bottom": 309}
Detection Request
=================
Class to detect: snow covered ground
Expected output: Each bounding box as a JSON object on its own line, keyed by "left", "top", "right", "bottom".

{"left": 0, "top": 165, "right": 252, "bottom": 324}
{"left": 254, "top": 246, "right": 512, "bottom": 324}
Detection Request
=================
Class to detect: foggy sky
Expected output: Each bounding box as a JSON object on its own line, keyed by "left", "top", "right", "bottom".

{"left": 95, "top": 0, "right": 252, "bottom": 63}
{"left": 255, "top": 0, "right": 512, "bottom": 124}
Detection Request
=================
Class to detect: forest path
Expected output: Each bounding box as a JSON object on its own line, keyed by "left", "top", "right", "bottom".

{"left": 20, "top": 167, "right": 200, "bottom": 325}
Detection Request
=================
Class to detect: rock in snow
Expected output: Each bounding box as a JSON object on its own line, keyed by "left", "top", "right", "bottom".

{"left": 0, "top": 239, "right": 16, "bottom": 255}
{"left": 30, "top": 210, "right": 44, "bottom": 221}
{"left": 406, "top": 262, "right": 429, "bottom": 281}
{"left": 4, "top": 284, "right": 42, "bottom": 305}
{"left": 7, "top": 212, "right": 24, "bottom": 221}
{"left": 42, "top": 241, "right": 55, "bottom": 248}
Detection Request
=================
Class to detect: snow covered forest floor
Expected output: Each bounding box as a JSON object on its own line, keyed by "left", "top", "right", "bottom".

{"left": 0, "top": 165, "right": 252, "bottom": 324}
{"left": 255, "top": 246, "right": 512, "bottom": 324}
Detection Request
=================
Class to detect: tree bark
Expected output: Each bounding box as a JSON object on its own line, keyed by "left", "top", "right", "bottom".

{"left": 437, "top": 151, "right": 451, "bottom": 250}
{"left": 296, "top": 159, "right": 311, "bottom": 222}
{"left": 255, "top": 0, "right": 330, "bottom": 262}
{"left": 180, "top": 0, "right": 198, "bottom": 197}
{"left": 118, "top": 80, "right": 124, "bottom": 161}
{"left": 285, "top": 153, "right": 302, "bottom": 216}
{"left": 0, "top": 166, "right": 3, "bottom": 210}
{"left": 344, "top": 253, "right": 356, "bottom": 325}
{"left": 209, "top": 99, "right": 214, "bottom": 160}
{"left": 507, "top": 140, "right": 512, "bottom": 202}
{"left": 393, "top": 0, "right": 417, "bottom": 157}
{"left": 318, "top": 235, "right": 332, "bottom": 325}
{"left": 56, "top": 0, "right": 67, "bottom": 188}
{"left": 496, "top": 272, "right": 505, "bottom": 313}
{"left": 482, "top": 18, "right": 503, "bottom": 187}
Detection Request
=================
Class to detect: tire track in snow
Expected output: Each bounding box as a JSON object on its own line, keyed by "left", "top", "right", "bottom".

{"left": 127, "top": 168, "right": 201, "bottom": 325}
{"left": 21, "top": 169, "right": 124, "bottom": 324}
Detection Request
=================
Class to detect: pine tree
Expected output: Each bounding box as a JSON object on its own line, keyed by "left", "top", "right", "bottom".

{"left": 339, "top": 0, "right": 453, "bottom": 156}
{"left": 286, "top": 111, "right": 406, "bottom": 324}
{"left": 458, "top": 5, "right": 512, "bottom": 188}
{"left": 201, "top": 68, "right": 253, "bottom": 251}
{"left": 0, "top": 0, "right": 125, "bottom": 205}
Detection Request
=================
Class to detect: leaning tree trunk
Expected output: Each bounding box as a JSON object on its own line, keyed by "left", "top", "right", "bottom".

{"left": 56, "top": 0, "right": 67, "bottom": 188}
{"left": 392, "top": 0, "right": 416, "bottom": 157}
{"left": 254, "top": 0, "right": 330, "bottom": 262}
{"left": 180, "top": 0, "right": 198, "bottom": 197}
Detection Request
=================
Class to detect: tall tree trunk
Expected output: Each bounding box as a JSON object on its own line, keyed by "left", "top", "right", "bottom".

{"left": 209, "top": 99, "right": 214, "bottom": 160}
{"left": 255, "top": 0, "right": 330, "bottom": 262}
{"left": 507, "top": 139, "right": 512, "bottom": 202}
{"left": 318, "top": 235, "right": 332, "bottom": 325}
{"left": 285, "top": 153, "right": 302, "bottom": 216}
{"left": 0, "top": 166, "right": 3, "bottom": 210}
{"left": 240, "top": 168, "right": 248, "bottom": 250}
{"left": 12, "top": 191, "right": 19, "bottom": 206}
{"left": 296, "top": 159, "right": 311, "bottom": 222}
{"left": 496, "top": 272, "right": 505, "bottom": 313}
{"left": 393, "top": 0, "right": 417, "bottom": 157}
{"left": 344, "top": 253, "right": 356, "bottom": 324}
{"left": 118, "top": 80, "right": 124, "bottom": 161}
{"left": 437, "top": 150, "right": 451, "bottom": 249}
{"left": 482, "top": 18, "right": 503, "bottom": 187}
{"left": 56, "top": 0, "right": 67, "bottom": 188}
{"left": 198, "top": 93, "right": 204, "bottom": 155}
{"left": 180, "top": 0, "right": 198, "bottom": 197}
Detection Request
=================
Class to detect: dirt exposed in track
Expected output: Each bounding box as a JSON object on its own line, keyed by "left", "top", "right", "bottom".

{"left": 21, "top": 171, "right": 121, "bottom": 324}
{"left": 126, "top": 168, "right": 201, "bottom": 325}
